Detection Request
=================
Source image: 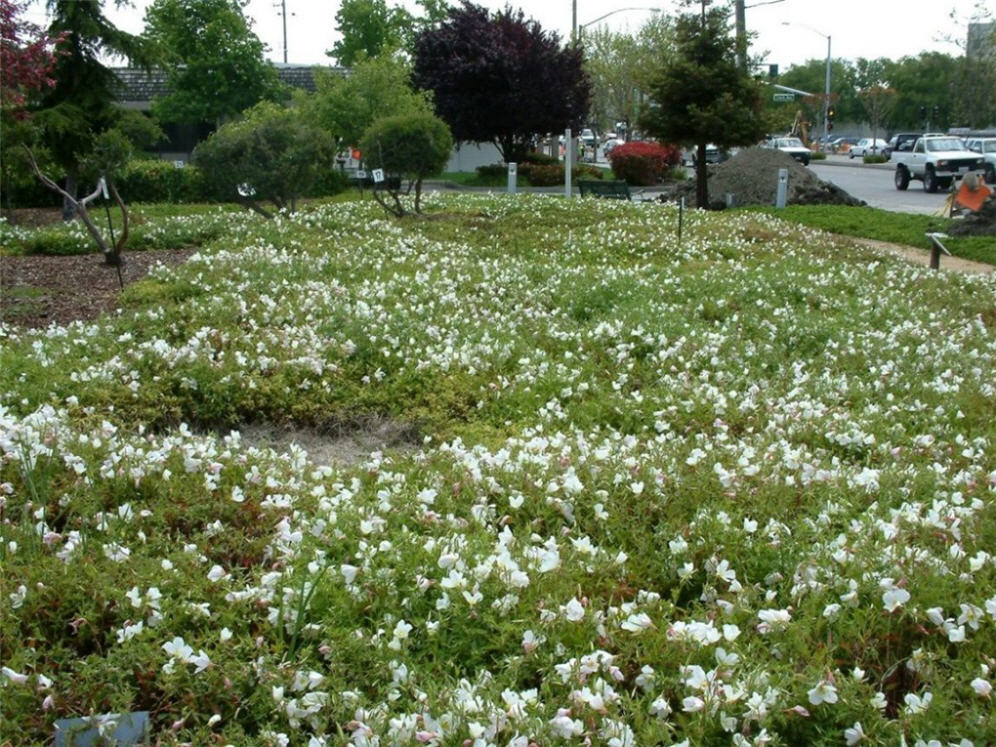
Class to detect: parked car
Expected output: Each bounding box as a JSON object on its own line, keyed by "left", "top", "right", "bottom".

{"left": 964, "top": 137, "right": 996, "bottom": 183}
{"left": 602, "top": 138, "right": 623, "bottom": 158}
{"left": 849, "top": 138, "right": 887, "bottom": 158}
{"left": 682, "top": 143, "right": 728, "bottom": 166}
{"left": 830, "top": 136, "right": 860, "bottom": 153}
{"left": 883, "top": 132, "right": 921, "bottom": 161}
{"left": 766, "top": 136, "right": 811, "bottom": 166}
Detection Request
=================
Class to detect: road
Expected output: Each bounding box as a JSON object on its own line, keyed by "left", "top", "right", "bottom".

{"left": 809, "top": 155, "right": 952, "bottom": 216}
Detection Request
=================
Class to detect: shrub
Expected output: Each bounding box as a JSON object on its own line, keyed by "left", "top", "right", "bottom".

{"left": 118, "top": 159, "right": 209, "bottom": 203}
{"left": 863, "top": 154, "right": 887, "bottom": 164}
{"left": 608, "top": 141, "right": 682, "bottom": 185}
{"left": 521, "top": 163, "right": 603, "bottom": 187}
{"left": 476, "top": 163, "right": 508, "bottom": 180}
{"left": 360, "top": 112, "right": 453, "bottom": 214}
{"left": 809, "top": 151, "right": 827, "bottom": 161}
{"left": 193, "top": 102, "right": 335, "bottom": 217}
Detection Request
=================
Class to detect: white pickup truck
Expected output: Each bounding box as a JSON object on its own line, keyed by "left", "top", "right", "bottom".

{"left": 893, "top": 134, "right": 984, "bottom": 192}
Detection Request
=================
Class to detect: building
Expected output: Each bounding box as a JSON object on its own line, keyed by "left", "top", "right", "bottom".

{"left": 113, "top": 64, "right": 343, "bottom": 161}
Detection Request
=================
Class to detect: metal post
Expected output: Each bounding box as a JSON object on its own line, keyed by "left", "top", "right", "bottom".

{"left": 507, "top": 162, "right": 517, "bottom": 195}
{"left": 823, "top": 35, "right": 831, "bottom": 152}
{"left": 775, "top": 168, "right": 788, "bottom": 208}
{"left": 565, "top": 128, "right": 573, "bottom": 198}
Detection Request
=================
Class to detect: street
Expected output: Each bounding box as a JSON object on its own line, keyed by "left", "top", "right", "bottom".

{"left": 810, "top": 155, "right": 952, "bottom": 216}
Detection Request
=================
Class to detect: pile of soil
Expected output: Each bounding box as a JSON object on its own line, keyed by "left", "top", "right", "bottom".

{"left": 948, "top": 196, "right": 996, "bottom": 237}
{"left": 668, "top": 147, "right": 864, "bottom": 208}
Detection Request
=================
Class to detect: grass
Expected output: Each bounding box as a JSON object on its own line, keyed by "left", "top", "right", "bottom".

{"left": 750, "top": 204, "right": 996, "bottom": 265}
{"left": 2, "top": 194, "right": 995, "bottom": 744}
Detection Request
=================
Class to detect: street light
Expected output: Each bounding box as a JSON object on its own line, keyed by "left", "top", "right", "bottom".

{"left": 783, "top": 22, "right": 831, "bottom": 153}
{"left": 572, "top": 4, "right": 661, "bottom": 42}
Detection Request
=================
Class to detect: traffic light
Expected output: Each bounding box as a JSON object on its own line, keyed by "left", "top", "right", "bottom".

{"left": 769, "top": 64, "right": 779, "bottom": 78}
{"left": 920, "top": 105, "right": 926, "bottom": 120}
{"left": 932, "top": 105, "right": 940, "bottom": 121}
{"left": 826, "top": 105, "right": 835, "bottom": 131}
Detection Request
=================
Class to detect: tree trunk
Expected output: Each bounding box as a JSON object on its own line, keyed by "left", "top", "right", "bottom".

{"left": 414, "top": 178, "right": 423, "bottom": 214}
{"left": 695, "top": 142, "right": 709, "bottom": 209}
{"left": 62, "top": 172, "right": 78, "bottom": 222}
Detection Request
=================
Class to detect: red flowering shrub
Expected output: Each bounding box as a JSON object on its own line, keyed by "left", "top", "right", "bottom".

{"left": 608, "top": 141, "right": 682, "bottom": 185}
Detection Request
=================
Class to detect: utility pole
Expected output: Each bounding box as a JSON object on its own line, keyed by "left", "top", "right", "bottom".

{"left": 734, "top": 0, "right": 746, "bottom": 71}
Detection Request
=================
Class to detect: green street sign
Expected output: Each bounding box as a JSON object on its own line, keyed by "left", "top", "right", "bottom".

{"left": 773, "top": 93, "right": 795, "bottom": 102}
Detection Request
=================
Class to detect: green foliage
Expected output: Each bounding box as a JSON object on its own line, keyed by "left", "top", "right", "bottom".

{"left": 33, "top": 1, "right": 156, "bottom": 181}
{"left": 328, "top": 0, "right": 408, "bottom": 65}
{"left": 360, "top": 113, "right": 452, "bottom": 180}
{"left": 303, "top": 53, "right": 434, "bottom": 148}
{"left": 118, "top": 159, "right": 209, "bottom": 203}
{"left": 142, "top": 0, "right": 281, "bottom": 126}
{"left": 2, "top": 197, "right": 996, "bottom": 744}
{"left": 360, "top": 112, "right": 452, "bottom": 214}
{"left": 582, "top": 16, "right": 676, "bottom": 135}
{"left": 193, "top": 102, "right": 335, "bottom": 215}
{"left": 749, "top": 204, "right": 996, "bottom": 264}
{"left": 862, "top": 154, "right": 887, "bottom": 164}
{"left": 640, "top": 5, "right": 764, "bottom": 207}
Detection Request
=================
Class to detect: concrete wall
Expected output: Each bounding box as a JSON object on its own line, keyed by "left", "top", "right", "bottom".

{"left": 446, "top": 142, "right": 504, "bottom": 173}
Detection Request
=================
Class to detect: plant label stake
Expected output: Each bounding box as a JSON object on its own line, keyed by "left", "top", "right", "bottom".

{"left": 678, "top": 197, "right": 684, "bottom": 244}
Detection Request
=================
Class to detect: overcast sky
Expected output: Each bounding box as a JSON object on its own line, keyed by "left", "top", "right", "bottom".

{"left": 24, "top": 0, "right": 977, "bottom": 70}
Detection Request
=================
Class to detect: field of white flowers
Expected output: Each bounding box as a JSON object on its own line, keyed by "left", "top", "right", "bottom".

{"left": 2, "top": 194, "right": 995, "bottom": 746}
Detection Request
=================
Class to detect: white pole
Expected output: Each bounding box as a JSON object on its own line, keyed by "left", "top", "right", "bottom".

{"left": 564, "top": 129, "right": 573, "bottom": 198}
{"left": 823, "top": 35, "right": 831, "bottom": 152}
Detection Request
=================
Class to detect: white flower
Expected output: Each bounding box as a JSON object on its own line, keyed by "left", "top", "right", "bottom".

{"left": 970, "top": 678, "right": 991, "bottom": 697}
{"left": 882, "top": 588, "right": 910, "bottom": 612}
{"left": 563, "top": 598, "right": 585, "bottom": 622}
{"left": 844, "top": 722, "right": 865, "bottom": 745}
{"left": 219, "top": 628, "right": 233, "bottom": 643}
{"left": 620, "top": 612, "right": 653, "bottom": 633}
{"left": 207, "top": 565, "right": 228, "bottom": 582}
{"left": 162, "top": 636, "right": 193, "bottom": 662}
{"left": 903, "top": 691, "right": 932, "bottom": 715}
{"left": 808, "top": 680, "right": 838, "bottom": 706}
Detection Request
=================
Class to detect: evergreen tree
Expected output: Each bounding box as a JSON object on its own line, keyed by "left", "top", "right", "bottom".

{"left": 640, "top": 0, "right": 764, "bottom": 208}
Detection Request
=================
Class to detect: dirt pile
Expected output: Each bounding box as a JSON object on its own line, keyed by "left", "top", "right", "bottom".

{"left": 668, "top": 147, "right": 863, "bottom": 208}
{"left": 948, "top": 195, "right": 996, "bottom": 237}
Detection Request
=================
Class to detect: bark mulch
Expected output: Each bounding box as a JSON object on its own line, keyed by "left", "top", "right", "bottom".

{"left": 1, "top": 248, "right": 197, "bottom": 330}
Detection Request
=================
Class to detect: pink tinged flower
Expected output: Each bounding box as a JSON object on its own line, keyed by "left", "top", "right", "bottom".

{"left": 970, "top": 678, "right": 992, "bottom": 697}
{"left": 682, "top": 696, "right": 705, "bottom": 712}
{"left": 882, "top": 588, "right": 910, "bottom": 612}
{"left": 415, "top": 731, "right": 438, "bottom": 742}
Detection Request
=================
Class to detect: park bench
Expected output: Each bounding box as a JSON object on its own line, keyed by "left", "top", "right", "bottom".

{"left": 578, "top": 179, "right": 631, "bottom": 200}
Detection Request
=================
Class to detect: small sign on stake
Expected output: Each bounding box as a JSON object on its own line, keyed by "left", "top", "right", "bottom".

{"left": 372, "top": 168, "right": 385, "bottom": 183}
{"left": 98, "top": 176, "right": 109, "bottom": 200}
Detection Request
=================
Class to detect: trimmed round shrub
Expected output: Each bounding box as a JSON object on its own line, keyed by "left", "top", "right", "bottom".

{"left": 608, "top": 141, "right": 682, "bottom": 185}
{"left": 521, "top": 163, "right": 603, "bottom": 187}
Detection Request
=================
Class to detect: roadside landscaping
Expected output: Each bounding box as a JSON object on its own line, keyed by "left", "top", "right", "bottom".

{"left": 2, "top": 194, "right": 995, "bottom": 745}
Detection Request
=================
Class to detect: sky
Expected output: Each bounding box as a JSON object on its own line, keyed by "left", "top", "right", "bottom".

{"left": 23, "top": 0, "right": 980, "bottom": 70}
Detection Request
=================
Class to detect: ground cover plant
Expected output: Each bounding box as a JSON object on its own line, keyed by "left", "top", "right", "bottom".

{"left": 750, "top": 205, "right": 996, "bottom": 265}
{"left": 2, "top": 194, "right": 995, "bottom": 745}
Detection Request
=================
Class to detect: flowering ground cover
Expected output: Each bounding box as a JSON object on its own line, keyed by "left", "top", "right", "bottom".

{"left": 2, "top": 194, "right": 995, "bottom": 746}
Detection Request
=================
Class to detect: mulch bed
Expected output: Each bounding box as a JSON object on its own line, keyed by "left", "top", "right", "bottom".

{"left": 1, "top": 247, "right": 197, "bottom": 330}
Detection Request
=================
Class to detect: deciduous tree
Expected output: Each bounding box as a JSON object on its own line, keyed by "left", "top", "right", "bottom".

{"left": 412, "top": 1, "right": 590, "bottom": 164}
{"left": 303, "top": 52, "right": 433, "bottom": 149}
{"left": 143, "top": 0, "right": 280, "bottom": 126}
{"left": 0, "top": 0, "right": 64, "bottom": 119}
